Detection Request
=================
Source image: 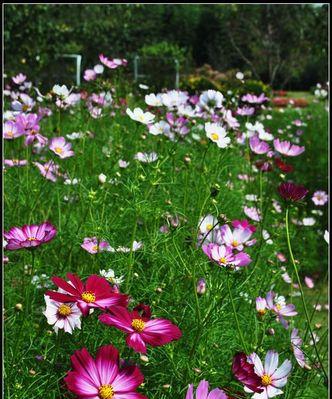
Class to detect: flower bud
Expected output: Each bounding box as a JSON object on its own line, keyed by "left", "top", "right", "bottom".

{"left": 197, "top": 278, "right": 207, "bottom": 295}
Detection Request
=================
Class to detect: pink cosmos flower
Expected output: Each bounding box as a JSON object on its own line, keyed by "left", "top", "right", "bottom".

{"left": 249, "top": 136, "right": 271, "bottom": 155}
{"left": 244, "top": 351, "right": 292, "bottom": 398}
{"left": 237, "top": 106, "right": 255, "bottom": 116}
{"left": 265, "top": 291, "right": 297, "bottom": 328}
{"left": 4, "top": 221, "right": 57, "bottom": 250}
{"left": 232, "top": 220, "right": 256, "bottom": 233}
{"left": 291, "top": 329, "right": 307, "bottom": 368}
{"left": 304, "top": 276, "right": 314, "bottom": 289}
{"left": 99, "top": 304, "right": 182, "bottom": 354}
{"left": 278, "top": 182, "right": 308, "bottom": 202}
{"left": 11, "top": 93, "right": 35, "bottom": 112}
{"left": 276, "top": 253, "right": 287, "bottom": 262}
{"left": 185, "top": 380, "right": 228, "bottom": 399}
{"left": 49, "top": 136, "right": 74, "bottom": 159}
{"left": 202, "top": 243, "right": 251, "bottom": 268}
{"left": 99, "top": 54, "right": 127, "bottom": 69}
{"left": 64, "top": 344, "right": 147, "bottom": 399}
{"left": 242, "top": 93, "right": 268, "bottom": 104}
{"left": 311, "top": 190, "right": 328, "bottom": 206}
{"left": 34, "top": 160, "right": 61, "bottom": 182}
{"left": 232, "top": 352, "right": 264, "bottom": 394}
{"left": 12, "top": 73, "right": 27, "bottom": 84}
{"left": 46, "top": 273, "right": 128, "bottom": 317}
{"left": 243, "top": 206, "right": 261, "bottom": 222}
{"left": 43, "top": 294, "right": 82, "bottom": 334}
{"left": 273, "top": 139, "right": 305, "bottom": 157}
{"left": 3, "top": 120, "right": 22, "bottom": 139}
{"left": 15, "top": 113, "right": 47, "bottom": 146}
{"left": 4, "top": 159, "right": 28, "bottom": 167}
{"left": 83, "top": 69, "right": 97, "bottom": 81}
{"left": 81, "top": 237, "right": 111, "bottom": 254}
{"left": 256, "top": 297, "right": 268, "bottom": 316}
{"left": 220, "top": 224, "right": 254, "bottom": 251}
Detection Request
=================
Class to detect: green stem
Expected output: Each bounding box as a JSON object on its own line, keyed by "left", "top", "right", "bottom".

{"left": 285, "top": 207, "right": 327, "bottom": 379}
{"left": 227, "top": 272, "right": 248, "bottom": 352}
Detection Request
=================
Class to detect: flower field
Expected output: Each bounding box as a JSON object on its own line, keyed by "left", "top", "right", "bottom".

{"left": 3, "top": 60, "right": 329, "bottom": 399}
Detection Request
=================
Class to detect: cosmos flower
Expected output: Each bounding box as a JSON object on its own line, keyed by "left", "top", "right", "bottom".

{"left": 134, "top": 152, "right": 158, "bottom": 163}
{"left": 237, "top": 106, "right": 255, "bottom": 116}
{"left": 148, "top": 121, "right": 171, "bottom": 136}
{"left": 99, "top": 304, "right": 182, "bottom": 353}
{"left": 34, "top": 160, "right": 61, "bottom": 182}
{"left": 185, "top": 380, "right": 228, "bottom": 399}
{"left": 304, "top": 276, "right": 314, "bottom": 288}
{"left": 83, "top": 69, "right": 97, "bottom": 81}
{"left": 273, "top": 139, "right": 305, "bottom": 157}
{"left": 99, "top": 269, "right": 124, "bottom": 286}
{"left": 274, "top": 158, "right": 294, "bottom": 174}
{"left": 196, "top": 279, "right": 207, "bottom": 295}
{"left": 202, "top": 243, "right": 251, "bottom": 268}
{"left": 11, "top": 93, "right": 35, "bottom": 112}
{"left": 311, "top": 191, "right": 328, "bottom": 206}
{"left": 244, "top": 351, "right": 292, "bottom": 398}
{"left": 242, "top": 93, "right": 268, "bottom": 104}
{"left": 118, "top": 159, "right": 130, "bottom": 168}
{"left": 263, "top": 291, "right": 298, "bottom": 328}
{"left": 278, "top": 182, "right": 308, "bottom": 202}
{"left": 232, "top": 352, "right": 264, "bottom": 393}
{"left": 126, "top": 107, "right": 155, "bottom": 124}
{"left": 199, "top": 90, "right": 224, "bottom": 112}
{"left": 43, "top": 294, "right": 82, "bottom": 334}
{"left": 49, "top": 136, "right": 74, "bottom": 159}
{"left": 99, "top": 54, "right": 127, "bottom": 69}
{"left": 249, "top": 136, "right": 271, "bottom": 154}
{"left": 243, "top": 206, "right": 261, "bottom": 222}
{"left": 3, "top": 120, "right": 22, "bottom": 139}
{"left": 291, "top": 329, "right": 308, "bottom": 368}
{"left": 4, "top": 221, "right": 57, "bottom": 250}
{"left": 45, "top": 273, "right": 128, "bottom": 316}
{"left": 12, "top": 73, "right": 27, "bottom": 84}
{"left": 220, "top": 224, "right": 254, "bottom": 251}
{"left": 161, "top": 90, "right": 188, "bottom": 109}
{"left": 64, "top": 345, "right": 146, "bottom": 399}
{"left": 81, "top": 237, "right": 112, "bottom": 254}
{"left": 205, "top": 122, "right": 231, "bottom": 148}
{"left": 4, "top": 159, "right": 28, "bottom": 167}
{"left": 145, "top": 93, "right": 163, "bottom": 106}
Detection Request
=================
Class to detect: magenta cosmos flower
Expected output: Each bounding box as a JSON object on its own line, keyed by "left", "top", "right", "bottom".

{"left": 46, "top": 273, "right": 128, "bottom": 317}
{"left": 249, "top": 136, "right": 271, "bottom": 155}
{"left": 312, "top": 190, "right": 328, "bottom": 206}
{"left": 99, "top": 304, "right": 182, "bottom": 354}
{"left": 64, "top": 344, "right": 147, "bottom": 399}
{"left": 232, "top": 352, "right": 264, "bottom": 394}
{"left": 185, "top": 380, "right": 228, "bottom": 399}
{"left": 4, "top": 221, "right": 57, "bottom": 250}
{"left": 278, "top": 182, "right": 308, "bottom": 202}
{"left": 273, "top": 139, "right": 305, "bottom": 157}
{"left": 49, "top": 136, "right": 74, "bottom": 158}
{"left": 237, "top": 351, "right": 292, "bottom": 399}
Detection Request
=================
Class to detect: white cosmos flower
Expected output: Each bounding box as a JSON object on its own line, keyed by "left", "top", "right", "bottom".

{"left": 126, "top": 107, "right": 155, "bottom": 124}
{"left": 52, "top": 84, "right": 70, "bottom": 99}
{"left": 161, "top": 90, "right": 188, "bottom": 108}
{"left": 148, "top": 121, "right": 171, "bottom": 136}
{"left": 118, "top": 159, "right": 130, "bottom": 168}
{"left": 145, "top": 93, "right": 163, "bottom": 106}
{"left": 302, "top": 217, "right": 316, "bottom": 226}
{"left": 198, "top": 214, "right": 218, "bottom": 235}
{"left": 94, "top": 64, "right": 104, "bottom": 74}
{"left": 134, "top": 152, "right": 158, "bottom": 163}
{"left": 43, "top": 295, "right": 81, "bottom": 334}
{"left": 205, "top": 122, "right": 231, "bottom": 148}
{"left": 99, "top": 269, "right": 124, "bottom": 285}
{"left": 199, "top": 90, "right": 224, "bottom": 111}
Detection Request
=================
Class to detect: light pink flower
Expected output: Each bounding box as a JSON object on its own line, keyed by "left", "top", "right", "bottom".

{"left": 83, "top": 69, "right": 97, "bottom": 81}
{"left": 49, "top": 136, "right": 74, "bottom": 158}
{"left": 203, "top": 243, "right": 251, "bottom": 268}
{"left": 249, "top": 136, "right": 271, "bottom": 154}
{"left": 304, "top": 276, "right": 314, "bottom": 289}
{"left": 220, "top": 224, "right": 254, "bottom": 251}
{"left": 81, "top": 237, "right": 111, "bottom": 254}
{"left": 244, "top": 206, "right": 261, "bottom": 222}
{"left": 3, "top": 120, "right": 22, "bottom": 139}
{"left": 34, "top": 160, "right": 60, "bottom": 182}
{"left": 311, "top": 190, "right": 328, "bottom": 206}
{"left": 4, "top": 159, "right": 28, "bottom": 167}
{"left": 291, "top": 329, "right": 307, "bottom": 368}
{"left": 12, "top": 73, "right": 27, "bottom": 84}
{"left": 244, "top": 351, "right": 292, "bottom": 398}
{"left": 266, "top": 291, "right": 297, "bottom": 328}
{"left": 273, "top": 139, "right": 305, "bottom": 157}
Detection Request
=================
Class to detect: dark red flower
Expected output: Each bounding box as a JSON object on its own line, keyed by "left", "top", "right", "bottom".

{"left": 278, "top": 182, "right": 308, "bottom": 202}
{"left": 255, "top": 160, "right": 273, "bottom": 172}
{"left": 232, "top": 352, "right": 263, "bottom": 393}
{"left": 275, "top": 158, "right": 294, "bottom": 173}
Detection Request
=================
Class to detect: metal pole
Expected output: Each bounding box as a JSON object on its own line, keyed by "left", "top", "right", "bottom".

{"left": 174, "top": 59, "right": 180, "bottom": 89}
{"left": 76, "top": 55, "right": 82, "bottom": 86}
{"left": 134, "top": 55, "right": 139, "bottom": 82}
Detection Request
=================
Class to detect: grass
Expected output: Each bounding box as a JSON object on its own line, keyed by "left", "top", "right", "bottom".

{"left": 3, "top": 87, "right": 328, "bottom": 399}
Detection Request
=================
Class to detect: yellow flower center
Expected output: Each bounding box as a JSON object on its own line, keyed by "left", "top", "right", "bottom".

{"left": 258, "top": 309, "right": 266, "bottom": 315}
{"left": 27, "top": 237, "right": 37, "bottom": 241}
{"left": 261, "top": 374, "right": 272, "bottom": 386}
{"left": 211, "top": 133, "right": 219, "bottom": 140}
{"left": 232, "top": 240, "right": 239, "bottom": 247}
{"left": 206, "top": 223, "right": 213, "bottom": 231}
{"left": 92, "top": 245, "right": 99, "bottom": 252}
{"left": 22, "top": 104, "right": 29, "bottom": 111}
{"left": 99, "top": 384, "right": 114, "bottom": 399}
{"left": 54, "top": 147, "right": 63, "bottom": 154}
{"left": 58, "top": 304, "right": 72, "bottom": 317}
{"left": 7, "top": 131, "right": 13, "bottom": 137}
{"left": 276, "top": 304, "right": 282, "bottom": 311}
{"left": 219, "top": 257, "right": 227, "bottom": 264}
{"left": 81, "top": 291, "right": 96, "bottom": 303}
{"left": 131, "top": 318, "right": 145, "bottom": 332}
